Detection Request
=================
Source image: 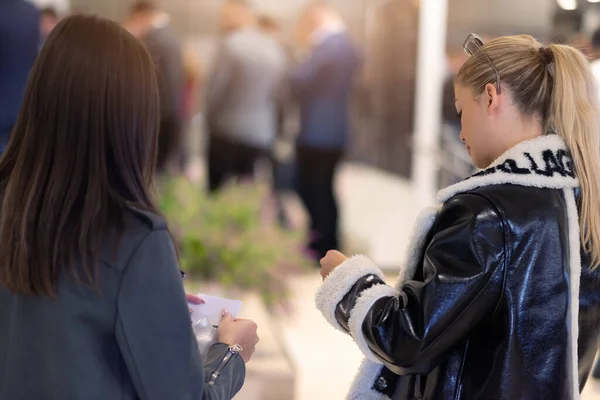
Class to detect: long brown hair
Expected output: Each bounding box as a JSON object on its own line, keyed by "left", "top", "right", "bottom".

{"left": 457, "top": 35, "right": 600, "bottom": 269}
{"left": 0, "top": 14, "right": 160, "bottom": 296}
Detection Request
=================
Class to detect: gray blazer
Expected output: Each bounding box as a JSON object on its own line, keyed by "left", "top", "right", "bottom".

{"left": 206, "top": 27, "right": 286, "bottom": 149}
{"left": 0, "top": 208, "right": 245, "bottom": 400}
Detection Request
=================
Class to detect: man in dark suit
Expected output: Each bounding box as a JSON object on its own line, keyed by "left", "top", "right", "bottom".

{"left": 125, "top": 1, "right": 184, "bottom": 174}
{"left": 291, "top": 2, "right": 361, "bottom": 260}
{"left": 0, "top": 0, "right": 39, "bottom": 153}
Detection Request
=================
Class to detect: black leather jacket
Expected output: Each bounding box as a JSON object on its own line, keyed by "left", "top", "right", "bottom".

{"left": 316, "top": 135, "right": 600, "bottom": 400}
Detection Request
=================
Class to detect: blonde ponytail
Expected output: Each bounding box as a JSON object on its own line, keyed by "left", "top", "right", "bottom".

{"left": 457, "top": 35, "right": 600, "bottom": 269}
{"left": 546, "top": 44, "right": 600, "bottom": 269}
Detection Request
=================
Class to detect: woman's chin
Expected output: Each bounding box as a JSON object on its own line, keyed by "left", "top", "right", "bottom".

{"left": 471, "top": 156, "right": 488, "bottom": 170}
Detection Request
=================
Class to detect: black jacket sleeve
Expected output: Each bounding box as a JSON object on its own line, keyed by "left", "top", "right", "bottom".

{"left": 115, "top": 229, "right": 245, "bottom": 399}
{"left": 335, "top": 193, "right": 506, "bottom": 375}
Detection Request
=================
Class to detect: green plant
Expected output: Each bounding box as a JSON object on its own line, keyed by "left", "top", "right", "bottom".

{"left": 158, "top": 178, "right": 309, "bottom": 306}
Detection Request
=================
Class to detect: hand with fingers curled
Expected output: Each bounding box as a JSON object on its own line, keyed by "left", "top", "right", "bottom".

{"left": 217, "top": 310, "right": 259, "bottom": 363}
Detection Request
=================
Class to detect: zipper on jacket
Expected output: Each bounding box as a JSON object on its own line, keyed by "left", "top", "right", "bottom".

{"left": 453, "top": 340, "right": 471, "bottom": 400}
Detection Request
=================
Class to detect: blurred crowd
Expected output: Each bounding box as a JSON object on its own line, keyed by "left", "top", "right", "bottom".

{"left": 6, "top": 0, "right": 600, "bottom": 265}
{"left": 0, "top": 0, "right": 362, "bottom": 264}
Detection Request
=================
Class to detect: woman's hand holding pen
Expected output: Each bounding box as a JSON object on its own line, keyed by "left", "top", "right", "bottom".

{"left": 218, "top": 310, "right": 259, "bottom": 363}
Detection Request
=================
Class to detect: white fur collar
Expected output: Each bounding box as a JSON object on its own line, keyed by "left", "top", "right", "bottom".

{"left": 438, "top": 134, "right": 579, "bottom": 203}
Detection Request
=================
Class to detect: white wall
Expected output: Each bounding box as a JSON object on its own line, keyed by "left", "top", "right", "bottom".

{"left": 447, "top": 0, "right": 555, "bottom": 47}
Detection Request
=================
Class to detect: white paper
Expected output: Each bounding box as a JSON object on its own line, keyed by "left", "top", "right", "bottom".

{"left": 188, "top": 293, "right": 243, "bottom": 327}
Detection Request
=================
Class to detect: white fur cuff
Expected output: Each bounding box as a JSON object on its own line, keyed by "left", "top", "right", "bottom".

{"left": 347, "top": 359, "right": 391, "bottom": 400}
{"left": 349, "top": 284, "right": 400, "bottom": 363}
{"left": 315, "top": 255, "right": 385, "bottom": 333}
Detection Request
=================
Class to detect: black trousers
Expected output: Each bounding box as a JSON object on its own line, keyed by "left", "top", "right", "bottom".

{"left": 208, "top": 134, "right": 264, "bottom": 193}
{"left": 157, "top": 116, "right": 183, "bottom": 174}
{"left": 295, "top": 145, "right": 342, "bottom": 259}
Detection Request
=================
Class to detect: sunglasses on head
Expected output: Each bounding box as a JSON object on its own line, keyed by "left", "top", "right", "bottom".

{"left": 463, "top": 33, "right": 501, "bottom": 94}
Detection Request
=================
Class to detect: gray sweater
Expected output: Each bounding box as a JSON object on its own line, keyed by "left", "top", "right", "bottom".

{"left": 0, "top": 208, "right": 245, "bottom": 400}
{"left": 206, "top": 27, "right": 286, "bottom": 149}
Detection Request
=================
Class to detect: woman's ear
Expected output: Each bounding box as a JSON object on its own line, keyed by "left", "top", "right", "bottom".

{"left": 484, "top": 83, "right": 501, "bottom": 115}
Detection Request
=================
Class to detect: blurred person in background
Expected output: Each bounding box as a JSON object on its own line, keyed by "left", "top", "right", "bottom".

{"left": 571, "top": 32, "right": 592, "bottom": 58}
{"left": 439, "top": 49, "right": 472, "bottom": 188}
{"left": 205, "top": 0, "right": 286, "bottom": 193}
{"left": 181, "top": 46, "right": 205, "bottom": 181}
{"left": 125, "top": 1, "right": 184, "bottom": 175}
{"left": 182, "top": 48, "right": 204, "bottom": 120}
{"left": 39, "top": 7, "right": 59, "bottom": 46}
{"left": 257, "top": 14, "right": 282, "bottom": 40}
{"left": 589, "top": 28, "right": 600, "bottom": 105}
{"left": 317, "top": 34, "right": 600, "bottom": 399}
{"left": 258, "top": 14, "right": 296, "bottom": 229}
{"left": 291, "top": 1, "right": 361, "bottom": 261}
{"left": 0, "top": 0, "right": 39, "bottom": 154}
{"left": 0, "top": 15, "right": 257, "bottom": 399}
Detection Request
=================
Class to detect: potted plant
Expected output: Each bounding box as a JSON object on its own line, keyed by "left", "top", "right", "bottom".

{"left": 158, "top": 178, "right": 309, "bottom": 307}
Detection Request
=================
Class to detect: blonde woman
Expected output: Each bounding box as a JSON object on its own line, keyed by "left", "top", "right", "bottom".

{"left": 316, "top": 34, "right": 600, "bottom": 399}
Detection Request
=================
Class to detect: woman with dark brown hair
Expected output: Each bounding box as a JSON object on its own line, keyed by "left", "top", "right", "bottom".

{"left": 0, "top": 15, "right": 256, "bottom": 400}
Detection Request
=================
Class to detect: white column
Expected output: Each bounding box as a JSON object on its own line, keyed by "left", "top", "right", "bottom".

{"left": 411, "top": 0, "right": 449, "bottom": 206}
